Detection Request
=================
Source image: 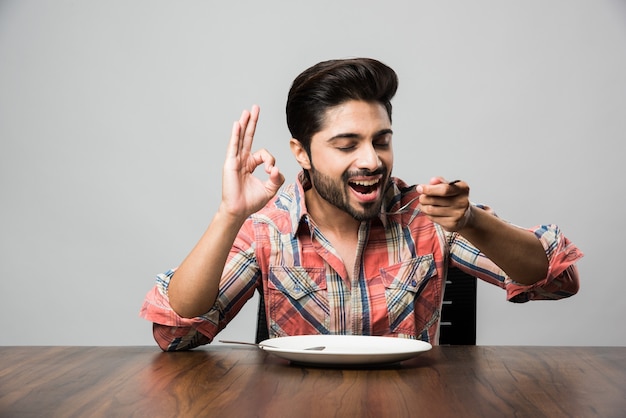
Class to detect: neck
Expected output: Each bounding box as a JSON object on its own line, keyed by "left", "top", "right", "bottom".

{"left": 304, "top": 189, "right": 361, "bottom": 235}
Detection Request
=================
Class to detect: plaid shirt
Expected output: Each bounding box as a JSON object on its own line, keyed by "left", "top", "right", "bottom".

{"left": 140, "top": 173, "right": 582, "bottom": 351}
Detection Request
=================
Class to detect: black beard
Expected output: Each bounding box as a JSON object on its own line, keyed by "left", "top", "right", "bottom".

{"left": 308, "top": 165, "right": 387, "bottom": 221}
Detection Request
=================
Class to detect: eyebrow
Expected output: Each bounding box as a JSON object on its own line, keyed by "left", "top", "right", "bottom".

{"left": 327, "top": 128, "right": 393, "bottom": 142}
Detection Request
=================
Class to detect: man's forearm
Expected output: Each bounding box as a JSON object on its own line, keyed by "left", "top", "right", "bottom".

{"left": 167, "top": 210, "right": 247, "bottom": 318}
{"left": 458, "top": 206, "right": 549, "bottom": 285}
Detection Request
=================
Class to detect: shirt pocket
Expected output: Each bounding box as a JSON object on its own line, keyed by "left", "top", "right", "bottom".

{"left": 267, "top": 266, "right": 329, "bottom": 336}
{"left": 379, "top": 254, "right": 437, "bottom": 333}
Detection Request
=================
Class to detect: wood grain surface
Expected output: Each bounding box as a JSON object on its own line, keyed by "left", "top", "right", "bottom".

{"left": 1, "top": 345, "right": 624, "bottom": 417}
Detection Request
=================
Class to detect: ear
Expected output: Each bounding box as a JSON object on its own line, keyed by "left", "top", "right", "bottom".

{"left": 290, "top": 138, "right": 311, "bottom": 170}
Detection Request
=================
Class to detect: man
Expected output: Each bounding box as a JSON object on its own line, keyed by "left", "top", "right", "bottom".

{"left": 140, "top": 58, "right": 582, "bottom": 351}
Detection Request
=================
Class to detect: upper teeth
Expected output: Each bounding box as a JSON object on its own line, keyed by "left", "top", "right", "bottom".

{"left": 352, "top": 179, "right": 378, "bottom": 186}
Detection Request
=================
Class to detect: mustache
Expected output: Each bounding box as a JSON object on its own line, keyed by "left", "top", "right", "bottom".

{"left": 343, "top": 167, "right": 386, "bottom": 180}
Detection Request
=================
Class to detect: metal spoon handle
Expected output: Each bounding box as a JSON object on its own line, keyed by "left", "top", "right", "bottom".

{"left": 219, "top": 339, "right": 325, "bottom": 351}
{"left": 219, "top": 340, "right": 277, "bottom": 348}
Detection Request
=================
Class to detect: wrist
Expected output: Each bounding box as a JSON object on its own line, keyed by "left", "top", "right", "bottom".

{"left": 216, "top": 203, "right": 251, "bottom": 226}
{"left": 456, "top": 204, "right": 476, "bottom": 233}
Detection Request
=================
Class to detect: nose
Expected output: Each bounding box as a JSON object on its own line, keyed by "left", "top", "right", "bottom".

{"left": 356, "top": 143, "right": 382, "bottom": 171}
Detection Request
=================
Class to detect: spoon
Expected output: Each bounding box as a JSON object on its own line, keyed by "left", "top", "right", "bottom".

{"left": 385, "top": 180, "right": 461, "bottom": 215}
{"left": 219, "top": 340, "right": 326, "bottom": 351}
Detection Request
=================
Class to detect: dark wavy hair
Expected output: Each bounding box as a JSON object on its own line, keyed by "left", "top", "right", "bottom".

{"left": 286, "top": 58, "right": 398, "bottom": 153}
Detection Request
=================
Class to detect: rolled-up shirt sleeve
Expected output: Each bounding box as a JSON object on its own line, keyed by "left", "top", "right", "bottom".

{"left": 505, "top": 224, "right": 582, "bottom": 303}
{"left": 139, "top": 269, "right": 220, "bottom": 351}
{"left": 450, "top": 221, "right": 583, "bottom": 303}
{"left": 140, "top": 224, "right": 262, "bottom": 351}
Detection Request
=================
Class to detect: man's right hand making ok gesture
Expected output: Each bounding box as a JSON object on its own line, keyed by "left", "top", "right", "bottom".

{"left": 221, "top": 105, "right": 285, "bottom": 220}
{"left": 168, "top": 105, "right": 284, "bottom": 318}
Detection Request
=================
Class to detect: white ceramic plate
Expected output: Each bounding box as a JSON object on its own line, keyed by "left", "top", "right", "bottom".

{"left": 259, "top": 335, "right": 432, "bottom": 365}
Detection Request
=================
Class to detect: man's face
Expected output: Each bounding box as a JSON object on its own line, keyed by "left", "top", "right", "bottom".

{"left": 306, "top": 100, "right": 394, "bottom": 221}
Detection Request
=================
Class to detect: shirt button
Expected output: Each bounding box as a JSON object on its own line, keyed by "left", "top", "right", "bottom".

{"left": 411, "top": 280, "right": 418, "bottom": 287}
{"left": 294, "top": 286, "right": 301, "bottom": 292}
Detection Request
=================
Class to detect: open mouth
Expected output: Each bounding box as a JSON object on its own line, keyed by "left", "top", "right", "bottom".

{"left": 349, "top": 178, "right": 380, "bottom": 195}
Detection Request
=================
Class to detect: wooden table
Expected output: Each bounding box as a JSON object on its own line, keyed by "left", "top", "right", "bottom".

{"left": 1, "top": 345, "right": 624, "bottom": 417}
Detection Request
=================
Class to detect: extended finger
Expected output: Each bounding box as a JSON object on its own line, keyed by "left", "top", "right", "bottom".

{"left": 226, "top": 120, "right": 242, "bottom": 159}
{"left": 236, "top": 109, "right": 251, "bottom": 154}
{"left": 241, "top": 105, "right": 260, "bottom": 156}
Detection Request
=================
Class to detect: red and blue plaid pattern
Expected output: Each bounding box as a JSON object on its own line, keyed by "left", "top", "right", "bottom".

{"left": 141, "top": 173, "right": 582, "bottom": 351}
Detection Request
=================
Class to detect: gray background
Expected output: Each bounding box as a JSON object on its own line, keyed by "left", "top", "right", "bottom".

{"left": 1, "top": 1, "right": 624, "bottom": 347}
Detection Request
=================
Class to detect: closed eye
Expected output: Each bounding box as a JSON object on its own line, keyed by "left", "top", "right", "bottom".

{"left": 373, "top": 131, "right": 392, "bottom": 148}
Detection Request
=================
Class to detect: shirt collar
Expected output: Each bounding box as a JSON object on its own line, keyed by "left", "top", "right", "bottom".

{"left": 290, "top": 171, "right": 312, "bottom": 235}
{"left": 380, "top": 177, "right": 420, "bottom": 227}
